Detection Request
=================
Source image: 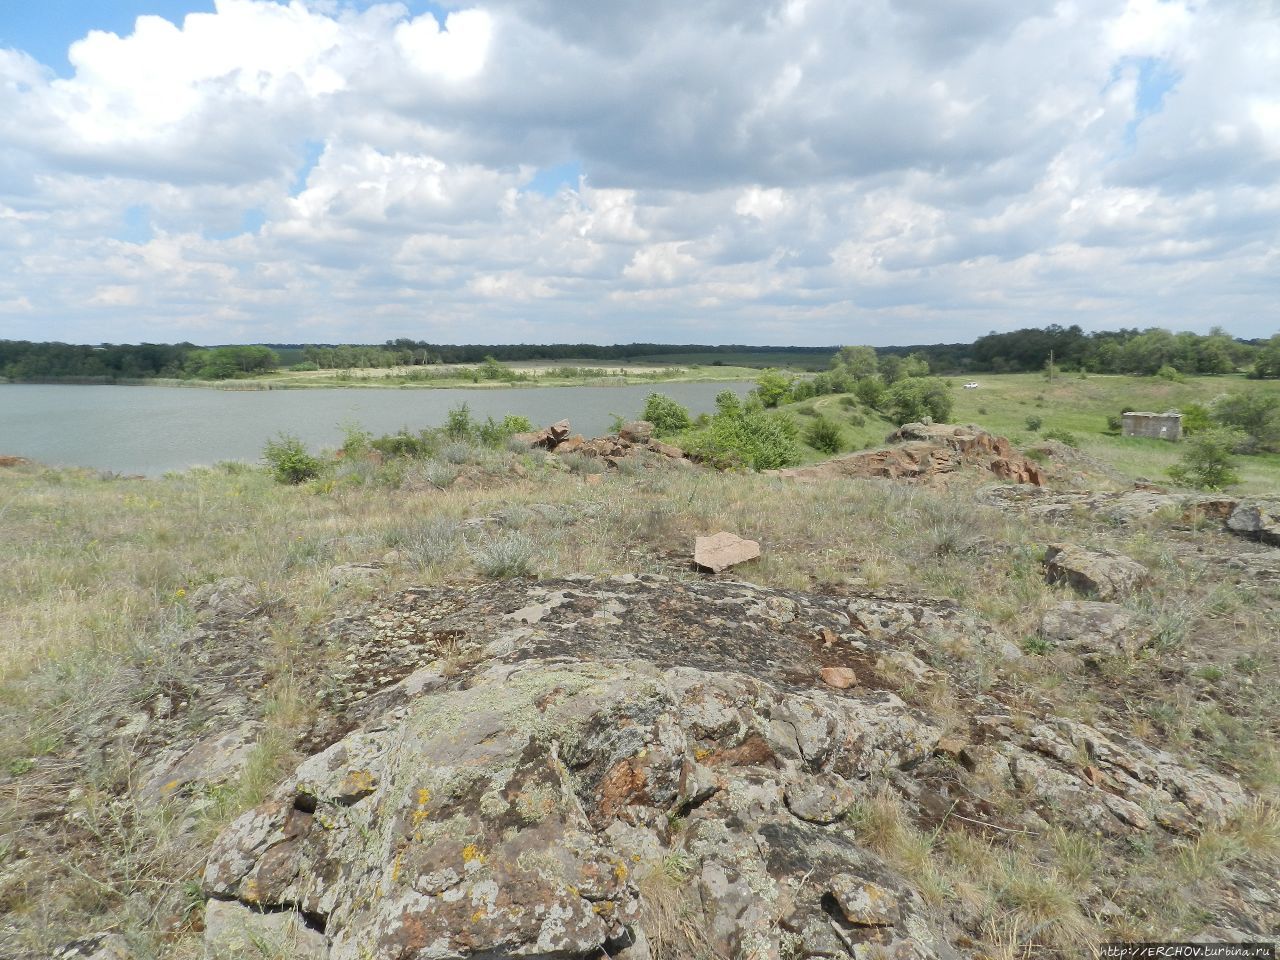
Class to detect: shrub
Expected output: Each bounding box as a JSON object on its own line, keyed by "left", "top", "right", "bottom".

{"left": 1212, "top": 391, "right": 1280, "bottom": 452}
{"left": 753, "top": 369, "right": 794, "bottom": 408}
{"left": 1156, "top": 364, "right": 1184, "bottom": 382}
{"left": 1025, "top": 415, "right": 1043, "bottom": 432}
{"left": 885, "top": 377, "right": 954, "bottom": 425}
{"left": 1105, "top": 414, "right": 1123, "bottom": 434}
{"left": 371, "top": 429, "right": 434, "bottom": 459}
{"left": 1041, "top": 428, "right": 1079, "bottom": 447}
{"left": 444, "top": 403, "right": 475, "bottom": 440}
{"left": 477, "top": 414, "right": 533, "bottom": 448}
{"left": 1180, "top": 403, "right": 1212, "bottom": 434}
{"left": 339, "top": 422, "right": 374, "bottom": 458}
{"left": 262, "top": 434, "right": 322, "bottom": 484}
{"left": 1167, "top": 428, "right": 1245, "bottom": 490}
{"left": 805, "top": 417, "right": 843, "bottom": 454}
{"left": 684, "top": 407, "right": 801, "bottom": 471}
{"left": 471, "top": 531, "right": 536, "bottom": 578}
{"left": 854, "top": 376, "right": 887, "bottom": 409}
{"left": 402, "top": 519, "right": 463, "bottom": 569}
{"left": 643, "top": 393, "right": 693, "bottom": 436}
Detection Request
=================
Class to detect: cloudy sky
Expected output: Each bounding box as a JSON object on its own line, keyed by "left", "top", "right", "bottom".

{"left": 1, "top": 0, "right": 1277, "bottom": 346}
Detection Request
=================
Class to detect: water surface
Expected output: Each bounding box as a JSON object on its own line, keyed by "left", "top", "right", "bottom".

{"left": 0, "top": 381, "right": 751, "bottom": 476}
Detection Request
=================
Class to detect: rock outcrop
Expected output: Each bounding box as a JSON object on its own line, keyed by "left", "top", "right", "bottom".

{"left": 1044, "top": 544, "right": 1151, "bottom": 600}
{"left": 773, "top": 423, "right": 1047, "bottom": 486}
{"left": 513, "top": 419, "right": 688, "bottom": 468}
{"left": 201, "top": 575, "right": 1255, "bottom": 960}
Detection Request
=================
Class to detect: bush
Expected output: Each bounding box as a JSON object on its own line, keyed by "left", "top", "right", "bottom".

{"left": 371, "top": 429, "right": 434, "bottom": 459}
{"left": 478, "top": 414, "right": 533, "bottom": 448}
{"left": 684, "top": 407, "right": 801, "bottom": 471}
{"left": 1156, "top": 364, "right": 1184, "bottom": 382}
{"left": 471, "top": 531, "right": 536, "bottom": 578}
{"left": 1180, "top": 403, "right": 1212, "bottom": 435}
{"left": 885, "top": 377, "right": 954, "bottom": 425}
{"left": 1041, "top": 428, "right": 1078, "bottom": 447}
{"left": 853, "top": 376, "right": 887, "bottom": 409}
{"left": 1025, "top": 415, "right": 1043, "bottom": 432}
{"left": 1212, "top": 391, "right": 1280, "bottom": 452}
{"left": 1105, "top": 414, "right": 1124, "bottom": 434}
{"left": 643, "top": 393, "right": 693, "bottom": 436}
{"left": 753, "top": 369, "right": 794, "bottom": 408}
{"left": 444, "top": 403, "right": 475, "bottom": 440}
{"left": 804, "top": 416, "right": 843, "bottom": 454}
{"left": 262, "top": 434, "right": 322, "bottom": 484}
{"left": 1167, "top": 428, "right": 1245, "bottom": 490}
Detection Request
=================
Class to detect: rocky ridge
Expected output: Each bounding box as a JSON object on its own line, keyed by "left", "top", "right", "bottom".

{"left": 197, "top": 574, "right": 1268, "bottom": 959}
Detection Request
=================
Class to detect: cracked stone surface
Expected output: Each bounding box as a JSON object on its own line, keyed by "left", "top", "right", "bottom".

{"left": 201, "top": 575, "right": 1260, "bottom": 959}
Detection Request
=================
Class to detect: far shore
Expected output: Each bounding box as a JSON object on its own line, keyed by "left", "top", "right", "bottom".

{"left": 0, "top": 364, "right": 771, "bottom": 391}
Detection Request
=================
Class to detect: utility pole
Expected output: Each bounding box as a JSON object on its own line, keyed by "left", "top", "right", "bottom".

{"left": 1048, "top": 349, "right": 1055, "bottom": 382}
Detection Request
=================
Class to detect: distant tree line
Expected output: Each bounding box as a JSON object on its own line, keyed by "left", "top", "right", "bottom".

{"left": 0, "top": 341, "right": 277, "bottom": 381}
{"left": 3, "top": 328, "right": 1277, "bottom": 382}
{"left": 885, "top": 326, "right": 1275, "bottom": 377}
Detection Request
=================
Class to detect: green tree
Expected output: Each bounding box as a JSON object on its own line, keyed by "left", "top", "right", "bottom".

{"left": 753, "top": 369, "right": 794, "bottom": 408}
{"left": 833, "top": 345, "right": 878, "bottom": 379}
{"left": 885, "top": 377, "right": 954, "bottom": 425}
{"left": 1250, "top": 334, "right": 1280, "bottom": 379}
{"left": 1213, "top": 391, "right": 1280, "bottom": 452}
{"left": 643, "top": 393, "right": 693, "bottom": 435}
{"left": 1167, "top": 428, "right": 1244, "bottom": 490}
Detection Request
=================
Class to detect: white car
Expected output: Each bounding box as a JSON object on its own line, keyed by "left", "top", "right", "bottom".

{"left": 963, "top": 381, "right": 979, "bottom": 389}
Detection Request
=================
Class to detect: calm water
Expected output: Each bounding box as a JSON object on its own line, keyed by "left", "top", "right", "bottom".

{"left": 0, "top": 381, "right": 751, "bottom": 476}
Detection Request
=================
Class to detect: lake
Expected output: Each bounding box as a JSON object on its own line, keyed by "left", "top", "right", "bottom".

{"left": 0, "top": 381, "right": 753, "bottom": 476}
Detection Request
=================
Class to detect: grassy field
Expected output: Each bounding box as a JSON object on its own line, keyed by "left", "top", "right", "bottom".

{"left": 2, "top": 434, "right": 1277, "bottom": 957}
{"left": 947, "top": 372, "right": 1280, "bottom": 493}
{"left": 1, "top": 371, "right": 1278, "bottom": 957}
{"left": 763, "top": 371, "right": 1280, "bottom": 493}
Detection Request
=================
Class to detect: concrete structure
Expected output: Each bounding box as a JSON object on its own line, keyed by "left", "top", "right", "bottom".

{"left": 1122, "top": 411, "right": 1183, "bottom": 442}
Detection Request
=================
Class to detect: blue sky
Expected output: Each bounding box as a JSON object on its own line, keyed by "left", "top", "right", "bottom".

{"left": 0, "top": 0, "right": 1276, "bottom": 345}
{"left": 0, "top": 1, "right": 216, "bottom": 73}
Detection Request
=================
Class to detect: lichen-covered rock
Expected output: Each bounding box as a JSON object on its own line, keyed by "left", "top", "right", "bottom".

{"left": 200, "top": 575, "right": 1258, "bottom": 959}
{"left": 1044, "top": 543, "right": 1151, "bottom": 600}
{"left": 1040, "top": 600, "right": 1144, "bottom": 655}
{"left": 188, "top": 577, "right": 263, "bottom": 622}
{"left": 1226, "top": 502, "right": 1280, "bottom": 546}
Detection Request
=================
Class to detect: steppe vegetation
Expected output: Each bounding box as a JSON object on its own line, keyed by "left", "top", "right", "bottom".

{"left": 1, "top": 339, "right": 1279, "bottom": 959}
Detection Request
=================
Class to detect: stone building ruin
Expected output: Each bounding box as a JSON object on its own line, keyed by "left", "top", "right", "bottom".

{"left": 1122, "top": 410, "right": 1183, "bottom": 442}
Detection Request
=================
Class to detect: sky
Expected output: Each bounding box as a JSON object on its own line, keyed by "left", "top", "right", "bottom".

{"left": 0, "top": 0, "right": 1278, "bottom": 347}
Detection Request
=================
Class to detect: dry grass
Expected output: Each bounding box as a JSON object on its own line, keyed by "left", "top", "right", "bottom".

{"left": 1, "top": 430, "right": 1277, "bottom": 956}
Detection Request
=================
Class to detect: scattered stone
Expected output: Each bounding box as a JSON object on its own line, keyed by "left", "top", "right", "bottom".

{"left": 138, "top": 721, "right": 260, "bottom": 804}
{"left": 619, "top": 420, "right": 654, "bottom": 443}
{"left": 784, "top": 772, "right": 860, "bottom": 824}
{"left": 549, "top": 418, "right": 572, "bottom": 443}
{"left": 819, "top": 666, "right": 858, "bottom": 689}
{"left": 187, "top": 577, "right": 263, "bottom": 622}
{"left": 1040, "top": 600, "right": 1145, "bottom": 655}
{"left": 1044, "top": 543, "right": 1151, "bottom": 600}
{"left": 828, "top": 875, "right": 901, "bottom": 926}
{"left": 1226, "top": 502, "right": 1280, "bottom": 547}
{"left": 647, "top": 439, "right": 685, "bottom": 459}
{"left": 328, "top": 561, "right": 386, "bottom": 587}
{"left": 693, "top": 531, "right": 761, "bottom": 572}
